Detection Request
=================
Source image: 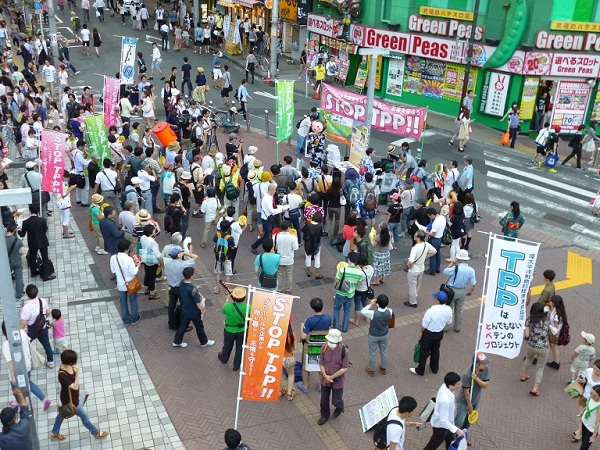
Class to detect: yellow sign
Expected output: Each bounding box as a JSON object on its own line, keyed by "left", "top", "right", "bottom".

{"left": 530, "top": 251, "right": 592, "bottom": 296}
{"left": 419, "top": 6, "right": 473, "bottom": 21}
{"left": 551, "top": 21, "right": 600, "bottom": 32}
{"left": 374, "top": 55, "right": 382, "bottom": 90}
{"left": 279, "top": 0, "right": 297, "bottom": 21}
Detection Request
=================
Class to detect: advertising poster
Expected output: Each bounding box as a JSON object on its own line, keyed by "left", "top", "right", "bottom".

{"left": 476, "top": 236, "right": 539, "bottom": 359}
{"left": 484, "top": 72, "right": 511, "bottom": 117}
{"left": 103, "top": 76, "right": 120, "bottom": 128}
{"left": 354, "top": 63, "right": 368, "bottom": 91}
{"left": 40, "top": 130, "right": 67, "bottom": 194}
{"left": 550, "top": 81, "right": 591, "bottom": 132}
{"left": 322, "top": 111, "right": 353, "bottom": 146}
{"left": 350, "top": 123, "right": 369, "bottom": 166}
{"left": 241, "top": 289, "right": 294, "bottom": 402}
{"left": 591, "top": 90, "right": 600, "bottom": 122}
{"left": 337, "top": 60, "right": 349, "bottom": 84}
{"left": 85, "top": 115, "right": 110, "bottom": 162}
{"left": 374, "top": 55, "right": 382, "bottom": 90}
{"left": 275, "top": 81, "right": 295, "bottom": 142}
{"left": 404, "top": 56, "right": 445, "bottom": 99}
{"left": 359, "top": 386, "right": 399, "bottom": 432}
{"left": 321, "top": 83, "right": 427, "bottom": 139}
{"left": 443, "top": 63, "right": 478, "bottom": 102}
{"left": 520, "top": 77, "right": 540, "bottom": 120}
{"left": 386, "top": 58, "right": 405, "bottom": 97}
{"left": 119, "top": 37, "right": 138, "bottom": 85}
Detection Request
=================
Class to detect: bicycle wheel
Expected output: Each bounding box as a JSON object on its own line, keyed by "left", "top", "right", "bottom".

{"left": 258, "top": 57, "right": 269, "bottom": 72}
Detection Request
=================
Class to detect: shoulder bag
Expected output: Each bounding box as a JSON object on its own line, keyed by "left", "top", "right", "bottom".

{"left": 29, "top": 340, "right": 46, "bottom": 370}
{"left": 258, "top": 254, "right": 278, "bottom": 288}
{"left": 24, "top": 172, "right": 51, "bottom": 204}
{"left": 57, "top": 372, "right": 77, "bottom": 419}
{"left": 102, "top": 170, "right": 122, "bottom": 194}
{"left": 336, "top": 268, "right": 350, "bottom": 292}
{"left": 439, "top": 266, "right": 458, "bottom": 306}
{"left": 27, "top": 299, "right": 47, "bottom": 340}
{"left": 362, "top": 269, "right": 375, "bottom": 300}
{"left": 115, "top": 254, "right": 142, "bottom": 295}
{"left": 403, "top": 244, "right": 426, "bottom": 272}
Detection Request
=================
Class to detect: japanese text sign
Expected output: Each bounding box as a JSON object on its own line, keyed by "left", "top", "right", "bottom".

{"left": 85, "top": 115, "right": 110, "bottom": 162}
{"left": 241, "top": 289, "right": 294, "bottom": 402}
{"left": 119, "top": 37, "right": 138, "bottom": 85}
{"left": 275, "top": 80, "right": 295, "bottom": 142}
{"left": 103, "top": 76, "right": 120, "bottom": 128}
{"left": 477, "top": 236, "right": 540, "bottom": 359}
{"left": 320, "top": 83, "right": 426, "bottom": 139}
{"left": 40, "top": 130, "right": 67, "bottom": 194}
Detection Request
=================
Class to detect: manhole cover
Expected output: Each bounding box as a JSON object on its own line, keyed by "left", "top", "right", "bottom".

{"left": 544, "top": 213, "right": 575, "bottom": 227}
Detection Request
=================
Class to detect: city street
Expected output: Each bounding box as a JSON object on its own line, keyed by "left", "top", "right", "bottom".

{"left": 6, "top": 6, "right": 600, "bottom": 449}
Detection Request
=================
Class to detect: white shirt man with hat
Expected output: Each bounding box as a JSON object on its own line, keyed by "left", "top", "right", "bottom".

{"left": 410, "top": 290, "right": 453, "bottom": 376}
{"left": 318, "top": 329, "right": 351, "bottom": 426}
{"left": 442, "top": 249, "right": 476, "bottom": 333}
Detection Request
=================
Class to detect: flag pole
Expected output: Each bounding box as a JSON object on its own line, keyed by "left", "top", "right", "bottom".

{"left": 233, "top": 285, "right": 253, "bottom": 430}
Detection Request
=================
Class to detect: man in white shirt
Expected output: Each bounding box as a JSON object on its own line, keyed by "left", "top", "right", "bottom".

{"left": 425, "top": 207, "right": 446, "bottom": 276}
{"left": 159, "top": 22, "right": 169, "bottom": 51}
{"left": 295, "top": 115, "right": 312, "bottom": 156}
{"left": 41, "top": 60, "right": 56, "bottom": 99}
{"left": 80, "top": 24, "right": 91, "bottom": 55}
{"left": 94, "top": 159, "right": 122, "bottom": 214}
{"left": 251, "top": 183, "right": 289, "bottom": 254}
{"left": 325, "top": 56, "right": 338, "bottom": 84}
{"left": 137, "top": 163, "right": 157, "bottom": 215}
{"left": 110, "top": 240, "right": 141, "bottom": 325}
{"left": 404, "top": 231, "right": 436, "bottom": 308}
{"left": 72, "top": 139, "right": 91, "bottom": 206}
{"left": 274, "top": 221, "right": 298, "bottom": 294}
{"left": 410, "top": 291, "right": 452, "bottom": 377}
{"left": 150, "top": 43, "right": 165, "bottom": 81}
{"left": 422, "top": 372, "right": 464, "bottom": 449}
{"left": 444, "top": 160, "right": 460, "bottom": 196}
{"left": 381, "top": 396, "right": 420, "bottom": 450}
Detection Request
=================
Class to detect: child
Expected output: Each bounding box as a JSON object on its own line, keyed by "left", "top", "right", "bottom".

{"left": 570, "top": 332, "right": 596, "bottom": 383}
{"left": 51, "top": 309, "right": 68, "bottom": 354}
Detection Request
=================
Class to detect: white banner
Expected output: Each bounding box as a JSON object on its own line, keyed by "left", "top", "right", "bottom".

{"left": 120, "top": 37, "right": 138, "bottom": 85}
{"left": 476, "top": 235, "right": 540, "bottom": 359}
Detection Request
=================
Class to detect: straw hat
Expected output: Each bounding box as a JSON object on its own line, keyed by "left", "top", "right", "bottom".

{"left": 230, "top": 106, "right": 238, "bottom": 114}
{"left": 208, "top": 146, "right": 218, "bottom": 156}
{"left": 136, "top": 209, "right": 151, "bottom": 221}
{"left": 231, "top": 286, "right": 247, "bottom": 301}
{"left": 91, "top": 194, "right": 104, "bottom": 204}
{"left": 253, "top": 159, "right": 262, "bottom": 168}
{"left": 247, "top": 170, "right": 256, "bottom": 180}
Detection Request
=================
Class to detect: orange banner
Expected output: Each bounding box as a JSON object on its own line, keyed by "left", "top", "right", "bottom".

{"left": 241, "top": 290, "right": 294, "bottom": 402}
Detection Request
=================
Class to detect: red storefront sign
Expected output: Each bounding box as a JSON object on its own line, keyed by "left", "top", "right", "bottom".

{"left": 307, "top": 15, "right": 335, "bottom": 38}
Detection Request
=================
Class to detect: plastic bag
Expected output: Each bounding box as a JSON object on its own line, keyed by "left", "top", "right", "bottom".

{"left": 500, "top": 131, "right": 510, "bottom": 146}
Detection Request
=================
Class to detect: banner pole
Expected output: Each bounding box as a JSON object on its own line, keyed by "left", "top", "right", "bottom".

{"left": 305, "top": 37, "right": 309, "bottom": 99}
{"left": 233, "top": 284, "right": 253, "bottom": 430}
{"left": 37, "top": 147, "right": 42, "bottom": 208}
{"left": 276, "top": 141, "right": 279, "bottom": 165}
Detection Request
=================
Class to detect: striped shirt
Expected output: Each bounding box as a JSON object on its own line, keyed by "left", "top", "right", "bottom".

{"left": 335, "top": 264, "right": 363, "bottom": 297}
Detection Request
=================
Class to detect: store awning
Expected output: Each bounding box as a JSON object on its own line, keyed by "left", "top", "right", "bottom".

{"left": 218, "top": 0, "right": 257, "bottom": 7}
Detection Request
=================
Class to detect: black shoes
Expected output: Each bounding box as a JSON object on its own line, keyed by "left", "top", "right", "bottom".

{"left": 403, "top": 301, "right": 418, "bottom": 308}
{"left": 546, "top": 361, "right": 560, "bottom": 370}
{"left": 333, "top": 408, "right": 343, "bottom": 418}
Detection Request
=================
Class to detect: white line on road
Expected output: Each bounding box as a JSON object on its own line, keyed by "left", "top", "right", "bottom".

{"left": 390, "top": 130, "right": 436, "bottom": 146}
{"left": 253, "top": 91, "right": 277, "bottom": 99}
{"left": 146, "top": 35, "right": 160, "bottom": 41}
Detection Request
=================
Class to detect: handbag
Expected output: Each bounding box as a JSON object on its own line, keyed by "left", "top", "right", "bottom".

{"left": 258, "top": 255, "right": 277, "bottom": 289}
{"left": 362, "top": 269, "right": 375, "bottom": 299}
{"left": 139, "top": 246, "right": 159, "bottom": 265}
{"left": 88, "top": 217, "right": 94, "bottom": 232}
{"left": 439, "top": 266, "right": 458, "bottom": 306}
{"left": 57, "top": 375, "right": 77, "bottom": 419}
{"left": 388, "top": 311, "right": 396, "bottom": 329}
{"left": 413, "top": 341, "right": 421, "bottom": 364}
{"left": 500, "top": 131, "right": 510, "bottom": 146}
{"left": 116, "top": 254, "right": 142, "bottom": 295}
{"left": 29, "top": 340, "right": 46, "bottom": 370}
{"left": 336, "top": 268, "right": 350, "bottom": 292}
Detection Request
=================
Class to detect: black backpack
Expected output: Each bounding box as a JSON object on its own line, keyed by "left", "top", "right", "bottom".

{"left": 246, "top": 181, "right": 257, "bottom": 205}
{"left": 373, "top": 407, "right": 403, "bottom": 449}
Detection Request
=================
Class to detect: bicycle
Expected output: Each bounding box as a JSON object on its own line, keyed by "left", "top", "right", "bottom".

{"left": 255, "top": 54, "right": 269, "bottom": 72}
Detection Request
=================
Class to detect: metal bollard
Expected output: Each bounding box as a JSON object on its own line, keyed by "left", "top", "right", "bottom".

{"left": 246, "top": 119, "right": 250, "bottom": 133}
{"left": 265, "top": 110, "right": 269, "bottom": 139}
{"left": 287, "top": 134, "right": 292, "bottom": 146}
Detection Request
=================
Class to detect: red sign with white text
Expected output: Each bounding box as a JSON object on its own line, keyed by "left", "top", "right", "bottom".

{"left": 40, "top": 130, "right": 67, "bottom": 194}
{"left": 307, "top": 15, "right": 335, "bottom": 38}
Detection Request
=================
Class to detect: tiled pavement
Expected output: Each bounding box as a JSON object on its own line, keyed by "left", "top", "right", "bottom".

{"left": 4, "top": 129, "right": 600, "bottom": 449}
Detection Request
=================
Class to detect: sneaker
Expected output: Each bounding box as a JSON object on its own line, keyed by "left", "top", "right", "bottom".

{"left": 94, "top": 246, "right": 100, "bottom": 252}
{"left": 131, "top": 316, "right": 140, "bottom": 325}
{"left": 448, "top": 141, "right": 453, "bottom": 146}
{"left": 62, "top": 234, "right": 75, "bottom": 239}
{"left": 172, "top": 342, "right": 188, "bottom": 347}
{"left": 96, "top": 249, "right": 108, "bottom": 255}
{"left": 409, "top": 368, "right": 421, "bottom": 376}
{"left": 549, "top": 168, "right": 558, "bottom": 173}
{"left": 201, "top": 339, "right": 215, "bottom": 348}
{"left": 537, "top": 162, "right": 543, "bottom": 169}
{"left": 74, "top": 71, "right": 80, "bottom": 75}
{"left": 297, "top": 381, "right": 309, "bottom": 394}
{"left": 43, "top": 398, "right": 52, "bottom": 411}
{"left": 52, "top": 349, "right": 61, "bottom": 355}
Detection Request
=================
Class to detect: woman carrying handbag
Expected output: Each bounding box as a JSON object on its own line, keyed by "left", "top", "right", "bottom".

{"left": 50, "top": 350, "right": 109, "bottom": 441}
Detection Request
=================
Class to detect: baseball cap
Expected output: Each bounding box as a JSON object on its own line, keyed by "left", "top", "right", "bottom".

{"left": 0, "top": 406, "right": 17, "bottom": 426}
{"left": 432, "top": 291, "right": 448, "bottom": 302}
{"left": 169, "top": 247, "right": 185, "bottom": 258}
{"left": 582, "top": 331, "right": 596, "bottom": 345}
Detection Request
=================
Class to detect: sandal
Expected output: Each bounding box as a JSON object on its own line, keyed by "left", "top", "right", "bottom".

{"left": 93, "top": 431, "right": 110, "bottom": 439}
{"left": 572, "top": 432, "right": 581, "bottom": 443}
{"left": 148, "top": 293, "right": 160, "bottom": 299}
{"left": 350, "top": 319, "right": 359, "bottom": 326}
{"left": 520, "top": 375, "right": 529, "bottom": 382}
{"left": 213, "top": 287, "right": 220, "bottom": 294}
{"left": 279, "top": 388, "right": 287, "bottom": 398}
{"left": 529, "top": 390, "right": 541, "bottom": 397}
{"left": 287, "top": 388, "right": 296, "bottom": 400}
{"left": 50, "top": 433, "right": 66, "bottom": 441}
{"left": 315, "top": 274, "right": 323, "bottom": 279}
{"left": 306, "top": 269, "right": 312, "bottom": 277}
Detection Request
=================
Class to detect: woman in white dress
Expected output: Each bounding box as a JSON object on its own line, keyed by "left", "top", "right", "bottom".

{"left": 141, "top": 85, "right": 155, "bottom": 130}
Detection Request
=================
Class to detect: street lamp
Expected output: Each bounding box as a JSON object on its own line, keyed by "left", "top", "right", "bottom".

{"left": 358, "top": 47, "right": 390, "bottom": 146}
{"left": 0, "top": 188, "right": 40, "bottom": 450}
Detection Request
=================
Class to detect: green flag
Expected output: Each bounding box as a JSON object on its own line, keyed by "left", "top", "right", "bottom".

{"left": 85, "top": 114, "right": 110, "bottom": 162}
{"left": 276, "top": 81, "right": 295, "bottom": 142}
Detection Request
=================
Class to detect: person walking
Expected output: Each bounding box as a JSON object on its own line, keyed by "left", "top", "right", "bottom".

{"left": 500, "top": 200, "right": 525, "bottom": 240}
{"left": 317, "top": 329, "right": 350, "bottom": 426}
{"left": 410, "top": 291, "right": 453, "bottom": 376}
{"left": 546, "top": 294, "right": 568, "bottom": 370}
{"left": 521, "top": 302, "right": 551, "bottom": 396}
{"left": 18, "top": 204, "right": 55, "bottom": 281}
{"left": 562, "top": 124, "right": 585, "bottom": 169}
{"left": 50, "top": 350, "right": 109, "bottom": 441}
{"left": 92, "top": 27, "right": 102, "bottom": 58}
{"left": 19, "top": 284, "right": 54, "bottom": 367}
{"left": 404, "top": 231, "right": 436, "bottom": 308}
{"left": 583, "top": 122, "right": 600, "bottom": 165}
{"left": 172, "top": 267, "right": 216, "bottom": 348}
{"left": 218, "top": 286, "right": 248, "bottom": 372}
{"left": 381, "top": 396, "right": 421, "bottom": 450}
{"left": 361, "top": 294, "right": 392, "bottom": 377}
{"left": 422, "top": 372, "right": 464, "bottom": 450}
{"left": 149, "top": 43, "right": 165, "bottom": 81}
{"left": 457, "top": 109, "right": 471, "bottom": 152}
{"left": 245, "top": 50, "right": 257, "bottom": 84}
{"left": 455, "top": 353, "right": 490, "bottom": 447}
{"left": 442, "top": 249, "right": 476, "bottom": 333}
{"left": 508, "top": 107, "right": 521, "bottom": 149}
{"left": 333, "top": 252, "right": 363, "bottom": 333}
{"left": 110, "top": 240, "right": 141, "bottom": 325}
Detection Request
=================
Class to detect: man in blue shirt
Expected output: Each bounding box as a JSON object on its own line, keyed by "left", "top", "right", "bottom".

{"left": 442, "top": 249, "right": 476, "bottom": 333}
{"left": 181, "top": 56, "right": 192, "bottom": 97}
{"left": 0, "top": 388, "right": 32, "bottom": 450}
{"left": 297, "top": 297, "right": 333, "bottom": 394}
{"left": 173, "top": 266, "right": 216, "bottom": 348}
{"left": 458, "top": 156, "right": 474, "bottom": 204}
{"left": 236, "top": 79, "right": 253, "bottom": 121}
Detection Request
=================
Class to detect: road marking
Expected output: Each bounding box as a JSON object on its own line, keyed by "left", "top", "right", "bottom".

{"left": 390, "top": 129, "right": 436, "bottom": 145}
{"left": 253, "top": 90, "right": 277, "bottom": 99}
{"left": 146, "top": 34, "right": 160, "bottom": 41}
{"left": 530, "top": 251, "right": 592, "bottom": 295}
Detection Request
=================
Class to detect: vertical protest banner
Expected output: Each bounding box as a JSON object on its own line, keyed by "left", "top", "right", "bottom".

{"left": 241, "top": 289, "right": 294, "bottom": 402}
{"left": 349, "top": 123, "right": 369, "bottom": 167}
{"left": 476, "top": 234, "right": 540, "bottom": 359}
{"left": 120, "top": 37, "right": 138, "bottom": 85}
{"left": 86, "top": 115, "right": 110, "bottom": 162}
{"left": 276, "top": 80, "right": 295, "bottom": 142}
{"left": 40, "top": 130, "right": 67, "bottom": 194}
{"left": 103, "top": 76, "right": 121, "bottom": 128}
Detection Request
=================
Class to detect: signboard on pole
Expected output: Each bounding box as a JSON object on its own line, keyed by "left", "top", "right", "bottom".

{"left": 550, "top": 81, "right": 591, "bottom": 132}
{"left": 85, "top": 115, "right": 110, "bottom": 162}
{"left": 241, "top": 289, "right": 294, "bottom": 402}
{"left": 350, "top": 124, "right": 369, "bottom": 167}
{"left": 320, "top": 83, "right": 426, "bottom": 139}
{"left": 103, "top": 76, "right": 120, "bottom": 128}
{"left": 275, "top": 80, "right": 295, "bottom": 142}
{"left": 476, "top": 235, "right": 540, "bottom": 359}
{"left": 119, "top": 37, "right": 138, "bottom": 85}
{"left": 40, "top": 130, "right": 67, "bottom": 194}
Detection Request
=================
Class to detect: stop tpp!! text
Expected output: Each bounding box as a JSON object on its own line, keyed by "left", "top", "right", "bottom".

{"left": 261, "top": 297, "right": 290, "bottom": 388}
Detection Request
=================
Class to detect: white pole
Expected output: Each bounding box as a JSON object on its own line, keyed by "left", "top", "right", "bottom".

{"left": 233, "top": 285, "right": 253, "bottom": 430}
{"left": 305, "top": 37, "right": 308, "bottom": 99}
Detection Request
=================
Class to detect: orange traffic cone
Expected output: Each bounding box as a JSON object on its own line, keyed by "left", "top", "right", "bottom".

{"left": 264, "top": 69, "right": 274, "bottom": 86}
{"left": 313, "top": 83, "right": 321, "bottom": 100}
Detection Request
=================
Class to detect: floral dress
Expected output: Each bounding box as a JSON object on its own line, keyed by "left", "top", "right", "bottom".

{"left": 373, "top": 238, "right": 393, "bottom": 278}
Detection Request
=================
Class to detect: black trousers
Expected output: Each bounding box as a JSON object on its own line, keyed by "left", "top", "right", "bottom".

{"left": 416, "top": 329, "right": 444, "bottom": 375}
{"left": 167, "top": 286, "right": 180, "bottom": 329}
{"left": 218, "top": 329, "right": 244, "bottom": 370}
{"left": 320, "top": 384, "right": 344, "bottom": 420}
{"left": 28, "top": 246, "right": 49, "bottom": 277}
{"left": 143, "top": 263, "right": 158, "bottom": 291}
{"left": 173, "top": 313, "right": 208, "bottom": 345}
{"left": 563, "top": 147, "right": 582, "bottom": 168}
{"left": 422, "top": 426, "right": 455, "bottom": 450}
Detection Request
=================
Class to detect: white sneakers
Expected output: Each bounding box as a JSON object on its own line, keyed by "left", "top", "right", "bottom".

{"left": 201, "top": 340, "right": 215, "bottom": 348}
{"left": 173, "top": 342, "right": 188, "bottom": 348}
{"left": 96, "top": 249, "right": 108, "bottom": 255}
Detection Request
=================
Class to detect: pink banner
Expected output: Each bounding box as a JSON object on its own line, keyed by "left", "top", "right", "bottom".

{"left": 40, "top": 130, "right": 67, "bottom": 194}
{"left": 103, "top": 76, "right": 120, "bottom": 127}
{"left": 320, "top": 83, "right": 427, "bottom": 139}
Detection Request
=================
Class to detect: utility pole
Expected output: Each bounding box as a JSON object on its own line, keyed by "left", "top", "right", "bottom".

{"left": 459, "top": 0, "right": 481, "bottom": 112}
{"left": 0, "top": 188, "right": 39, "bottom": 450}
{"left": 270, "top": 0, "right": 279, "bottom": 80}
{"left": 192, "top": 0, "right": 199, "bottom": 27}
{"left": 46, "top": 0, "right": 60, "bottom": 65}
{"left": 358, "top": 48, "right": 389, "bottom": 146}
